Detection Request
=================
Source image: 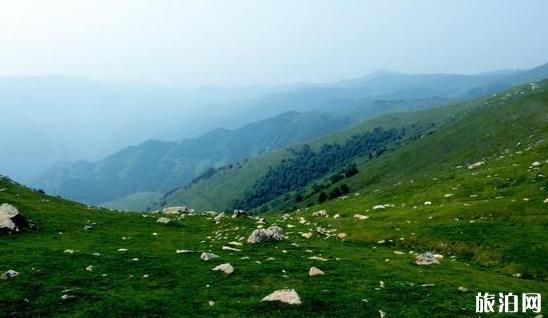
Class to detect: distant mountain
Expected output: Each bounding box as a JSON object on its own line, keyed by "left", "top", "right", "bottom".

{"left": 162, "top": 79, "right": 548, "bottom": 212}
{"left": 33, "top": 111, "right": 353, "bottom": 206}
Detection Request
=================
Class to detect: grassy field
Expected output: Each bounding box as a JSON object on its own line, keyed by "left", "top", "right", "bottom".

{"left": 1, "top": 82, "right": 547, "bottom": 317}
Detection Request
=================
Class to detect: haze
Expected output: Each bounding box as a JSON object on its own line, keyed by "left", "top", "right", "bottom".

{"left": 1, "top": 0, "right": 548, "bottom": 86}
{"left": 1, "top": 0, "right": 548, "bottom": 183}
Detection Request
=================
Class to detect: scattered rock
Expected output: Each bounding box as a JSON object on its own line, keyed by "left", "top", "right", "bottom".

{"left": 162, "top": 206, "right": 194, "bottom": 214}
{"left": 212, "top": 263, "right": 234, "bottom": 274}
{"left": 261, "top": 289, "right": 301, "bottom": 305}
{"left": 0, "top": 203, "right": 29, "bottom": 234}
{"left": 415, "top": 252, "right": 440, "bottom": 265}
{"left": 458, "top": 286, "right": 468, "bottom": 292}
{"left": 337, "top": 232, "right": 348, "bottom": 239}
{"left": 309, "top": 266, "right": 325, "bottom": 276}
{"left": 213, "top": 213, "right": 225, "bottom": 222}
{"left": 308, "top": 256, "right": 328, "bottom": 261}
{"left": 156, "top": 217, "right": 171, "bottom": 224}
{"left": 301, "top": 232, "right": 313, "bottom": 239}
{"left": 232, "top": 209, "right": 247, "bottom": 219}
{"left": 247, "top": 226, "right": 284, "bottom": 243}
{"left": 467, "top": 161, "right": 485, "bottom": 169}
{"left": 85, "top": 265, "right": 93, "bottom": 272}
{"left": 208, "top": 301, "right": 215, "bottom": 307}
{"left": 222, "top": 246, "right": 241, "bottom": 252}
{"left": 313, "top": 210, "right": 328, "bottom": 217}
{"left": 424, "top": 201, "right": 432, "bottom": 206}
{"left": 353, "top": 214, "right": 369, "bottom": 221}
{"left": 200, "top": 252, "right": 219, "bottom": 261}
{"left": 1, "top": 269, "right": 19, "bottom": 280}
{"left": 64, "top": 249, "right": 75, "bottom": 254}
{"left": 176, "top": 249, "right": 193, "bottom": 254}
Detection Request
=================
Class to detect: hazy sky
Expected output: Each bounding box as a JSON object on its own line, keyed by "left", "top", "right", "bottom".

{"left": 1, "top": 0, "right": 548, "bottom": 86}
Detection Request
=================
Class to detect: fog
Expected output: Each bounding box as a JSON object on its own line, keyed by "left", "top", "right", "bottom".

{"left": 1, "top": 0, "right": 548, "bottom": 182}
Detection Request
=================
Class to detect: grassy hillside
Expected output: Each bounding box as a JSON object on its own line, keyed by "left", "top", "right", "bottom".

{"left": 34, "top": 111, "right": 353, "bottom": 207}
{"left": 1, "top": 136, "right": 546, "bottom": 317}
{"left": 165, "top": 81, "right": 547, "bottom": 212}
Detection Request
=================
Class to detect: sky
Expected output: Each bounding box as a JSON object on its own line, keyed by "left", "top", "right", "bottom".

{"left": 1, "top": 0, "right": 547, "bottom": 87}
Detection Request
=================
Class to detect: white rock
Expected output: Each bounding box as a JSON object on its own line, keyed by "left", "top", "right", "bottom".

{"left": 424, "top": 201, "right": 432, "bottom": 205}
{"left": 213, "top": 212, "right": 225, "bottom": 222}
{"left": 415, "top": 252, "right": 440, "bottom": 265}
{"left": 308, "top": 256, "right": 328, "bottom": 261}
{"left": 64, "top": 249, "right": 75, "bottom": 254}
{"left": 353, "top": 214, "right": 369, "bottom": 220}
{"left": 313, "top": 210, "right": 328, "bottom": 217}
{"left": 1, "top": 269, "right": 19, "bottom": 280}
{"left": 156, "top": 217, "right": 171, "bottom": 224}
{"left": 337, "top": 232, "right": 348, "bottom": 239}
{"left": 0, "top": 203, "right": 28, "bottom": 233}
{"left": 301, "top": 232, "right": 313, "bottom": 239}
{"left": 176, "top": 249, "right": 193, "bottom": 254}
{"left": 212, "top": 263, "right": 234, "bottom": 274}
{"left": 309, "top": 266, "right": 325, "bottom": 276}
{"left": 247, "top": 226, "right": 284, "bottom": 243}
{"left": 200, "top": 252, "right": 219, "bottom": 261}
{"left": 85, "top": 265, "right": 93, "bottom": 272}
{"left": 222, "top": 246, "right": 241, "bottom": 252}
{"left": 261, "top": 289, "right": 301, "bottom": 305}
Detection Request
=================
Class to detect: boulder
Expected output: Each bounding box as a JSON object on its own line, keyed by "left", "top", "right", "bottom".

{"left": 200, "top": 252, "right": 219, "bottom": 261}
{"left": 156, "top": 217, "right": 171, "bottom": 224}
{"left": 261, "top": 289, "right": 301, "bottom": 305}
{"left": 232, "top": 209, "right": 247, "bottom": 218}
{"left": 247, "top": 226, "right": 284, "bottom": 244}
{"left": 0, "top": 203, "right": 29, "bottom": 234}
{"left": 415, "top": 252, "right": 440, "bottom": 265}
{"left": 313, "top": 210, "right": 328, "bottom": 217}
{"left": 309, "top": 266, "right": 325, "bottom": 276}
{"left": 162, "top": 206, "right": 194, "bottom": 214}
{"left": 212, "top": 263, "right": 234, "bottom": 274}
{"left": 213, "top": 212, "right": 225, "bottom": 222}
{"left": 1, "top": 269, "right": 19, "bottom": 280}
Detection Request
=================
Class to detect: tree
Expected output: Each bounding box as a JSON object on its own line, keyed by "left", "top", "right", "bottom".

{"left": 318, "top": 192, "right": 327, "bottom": 203}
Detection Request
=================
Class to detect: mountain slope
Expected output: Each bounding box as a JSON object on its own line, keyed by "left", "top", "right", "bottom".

{"left": 34, "top": 111, "right": 353, "bottom": 206}
{"left": 163, "top": 80, "right": 548, "bottom": 213}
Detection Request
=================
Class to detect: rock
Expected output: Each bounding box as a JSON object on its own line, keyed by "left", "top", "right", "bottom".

{"left": 176, "top": 249, "right": 193, "bottom": 254}
{"left": 337, "top": 232, "right": 348, "bottom": 239}
{"left": 353, "top": 214, "right": 369, "bottom": 220}
{"left": 301, "top": 232, "right": 313, "bottom": 239}
{"left": 232, "top": 209, "right": 247, "bottom": 218}
{"left": 200, "top": 252, "right": 219, "bottom": 261}
{"left": 415, "top": 252, "right": 440, "bottom": 265}
{"left": 424, "top": 201, "right": 432, "bottom": 205}
{"left": 544, "top": 198, "right": 548, "bottom": 204}
{"left": 83, "top": 225, "right": 93, "bottom": 231}
{"left": 313, "top": 210, "right": 328, "bottom": 217}
{"left": 373, "top": 204, "right": 385, "bottom": 210}
{"left": 379, "top": 310, "right": 386, "bottom": 318}
{"left": 333, "top": 214, "right": 340, "bottom": 219}
{"left": 261, "top": 289, "right": 301, "bottom": 305}
{"left": 308, "top": 256, "right": 328, "bottom": 261}
{"left": 1, "top": 269, "right": 19, "bottom": 280}
{"left": 0, "top": 203, "right": 29, "bottom": 234}
{"left": 467, "top": 161, "right": 485, "bottom": 169}
{"left": 212, "top": 263, "right": 234, "bottom": 274}
{"left": 222, "top": 246, "right": 241, "bottom": 252}
{"left": 208, "top": 301, "right": 215, "bottom": 307}
{"left": 156, "top": 217, "right": 171, "bottom": 224}
{"left": 162, "top": 206, "right": 194, "bottom": 214}
{"left": 247, "top": 226, "right": 284, "bottom": 243}
{"left": 213, "top": 212, "right": 225, "bottom": 222}
{"left": 309, "top": 266, "right": 325, "bottom": 276}
{"left": 458, "top": 286, "right": 468, "bottom": 292}
{"left": 64, "top": 249, "right": 75, "bottom": 254}
{"left": 228, "top": 241, "right": 242, "bottom": 246}
{"left": 85, "top": 265, "right": 93, "bottom": 272}
{"left": 256, "top": 218, "right": 266, "bottom": 224}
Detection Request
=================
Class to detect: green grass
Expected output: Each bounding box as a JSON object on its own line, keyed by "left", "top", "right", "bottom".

{"left": 1, "top": 81, "right": 547, "bottom": 317}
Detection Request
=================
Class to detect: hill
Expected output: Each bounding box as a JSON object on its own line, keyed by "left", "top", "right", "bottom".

{"left": 34, "top": 111, "right": 353, "bottom": 207}
{"left": 1, "top": 89, "right": 546, "bottom": 317}
{"left": 163, "top": 81, "right": 548, "bottom": 215}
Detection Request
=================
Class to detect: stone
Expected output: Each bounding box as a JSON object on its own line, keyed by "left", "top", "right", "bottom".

{"left": 0, "top": 203, "right": 29, "bottom": 234}
{"left": 213, "top": 212, "right": 225, "bottom": 222}
{"left": 309, "top": 266, "right": 325, "bottom": 276}
{"left": 261, "top": 289, "right": 301, "bottom": 305}
{"left": 222, "top": 246, "right": 241, "bottom": 252}
{"left": 162, "top": 206, "right": 194, "bottom": 214}
{"left": 247, "top": 226, "right": 284, "bottom": 244}
{"left": 212, "top": 263, "right": 234, "bottom": 274}
{"left": 232, "top": 209, "right": 247, "bottom": 218}
{"left": 156, "top": 217, "right": 171, "bottom": 224}
{"left": 200, "top": 252, "right": 219, "bottom": 261}
{"left": 415, "top": 252, "right": 440, "bottom": 265}
{"left": 353, "top": 214, "right": 369, "bottom": 220}
{"left": 313, "top": 210, "right": 328, "bottom": 217}
{"left": 176, "top": 249, "right": 193, "bottom": 254}
{"left": 1, "top": 269, "right": 19, "bottom": 280}
{"left": 301, "top": 232, "right": 313, "bottom": 239}
{"left": 337, "top": 232, "right": 348, "bottom": 239}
